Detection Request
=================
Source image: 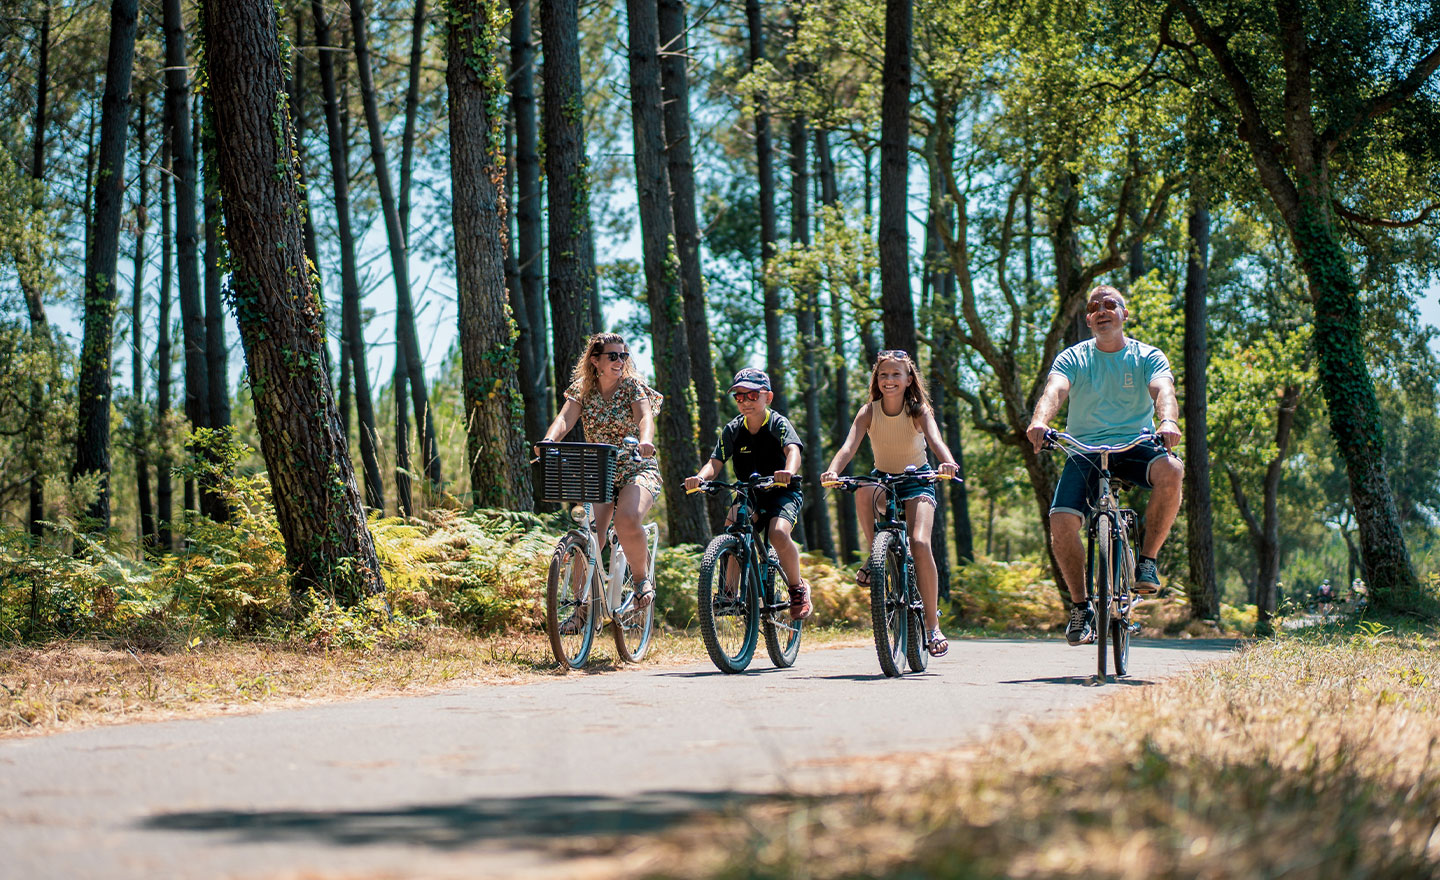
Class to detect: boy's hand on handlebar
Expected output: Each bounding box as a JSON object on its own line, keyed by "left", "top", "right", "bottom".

{"left": 772, "top": 470, "right": 793, "bottom": 487}
{"left": 684, "top": 475, "right": 702, "bottom": 493}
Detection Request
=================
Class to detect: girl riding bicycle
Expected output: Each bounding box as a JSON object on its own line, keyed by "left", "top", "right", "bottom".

{"left": 821, "top": 351, "right": 959, "bottom": 656}
{"left": 536, "top": 333, "right": 662, "bottom": 613}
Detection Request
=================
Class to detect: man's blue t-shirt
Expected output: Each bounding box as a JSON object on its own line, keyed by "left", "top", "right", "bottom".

{"left": 1049, "top": 338, "right": 1173, "bottom": 444}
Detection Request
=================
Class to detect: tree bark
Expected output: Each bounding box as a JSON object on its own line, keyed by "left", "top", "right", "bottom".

{"left": 24, "top": 2, "right": 52, "bottom": 539}
{"left": 540, "top": 0, "right": 598, "bottom": 420}
{"left": 1183, "top": 189, "right": 1218, "bottom": 620}
{"left": 625, "top": 0, "right": 708, "bottom": 545}
{"left": 878, "top": 0, "right": 916, "bottom": 354}
{"left": 73, "top": 0, "right": 139, "bottom": 527}
{"left": 658, "top": 0, "right": 722, "bottom": 530}
{"left": 162, "top": 0, "right": 212, "bottom": 513}
{"left": 818, "top": 129, "right": 860, "bottom": 563}
{"left": 197, "top": 99, "right": 231, "bottom": 524}
{"left": 157, "top": 132, "right": 174, "bottom": 550}
{"left": 509, "top": 0, "right": 550, "bottom": 446}
{"left": 349, "top": 0, "right": 442, "bottom": 492}
{"left": 133, "top": 98, "right": 155, "bottom": 546}
{"left": 398, "top": 0, "right": 427, "bottom": 240}
{"left": 447, "top": 0, "right": 535, "bottom": 510}
{"left": 746, "top": 0, "right": 786, "bottom": 412}
{"left": 790, "top": 113, "right": 833, "bottom": 555}
{"left": 202, "top": 0, "right": 383, "bottom": 603}
{"left": 311, "top": 0, "right": 384, "bottom": 511}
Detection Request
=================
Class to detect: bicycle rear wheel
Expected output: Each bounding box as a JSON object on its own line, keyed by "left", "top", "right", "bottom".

{"left": 546, "top": 532, "right": 596, "bottom": 669}
{"left": 611, "top": 567, "right": 655, "bottom": 663}
{"left": 868, "top": 531, "right": 907, "bottom": 677}
{"left": 1094, "top": 515, "right": 1112, "bottom": 682}
{"left": 697, "top": 534, "right": 759, "bottom": 673}
{"left": 761, "top": 547, "right": 802, "bottom": 668}
{"left": 904, "top": 561, "right": 928, "bottom": 673}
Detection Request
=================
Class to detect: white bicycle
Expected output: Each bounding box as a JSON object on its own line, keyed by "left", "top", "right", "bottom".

{"left": 538, "top": 439, "right": 659, "bottom": 668}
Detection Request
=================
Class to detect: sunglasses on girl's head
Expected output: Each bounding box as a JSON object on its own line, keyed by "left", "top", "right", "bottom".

{"left": 1086, "top": 298, "right": 1122, "bottom": 314}
{"left": 597, "top": 351, "right": 630, "bottom": 362}
{"left": 733, "top": 389, "right": 763, "bottom": 403}
{"left": 878, "top": 349, "right": 909, "bottom": 359}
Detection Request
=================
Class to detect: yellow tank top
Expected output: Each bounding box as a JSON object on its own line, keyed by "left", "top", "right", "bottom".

{"left": 869, "top": 403, "right": 927, "bottom": 472}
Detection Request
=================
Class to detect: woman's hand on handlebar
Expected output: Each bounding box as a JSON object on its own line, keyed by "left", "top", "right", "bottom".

{"left": 638, "top": 440, "right": 656, "bottom": 458}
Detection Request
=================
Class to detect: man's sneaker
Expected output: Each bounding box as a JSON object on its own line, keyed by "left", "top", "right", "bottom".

{"left": 1065, "top": 602, "right": 1095, "bottom": 646}
{"left": 1134, "top": 557, "right": 1161, "bottom": 595}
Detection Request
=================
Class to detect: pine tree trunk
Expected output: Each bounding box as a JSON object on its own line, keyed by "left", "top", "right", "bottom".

{"left": 746, "top": 0, "right": 785, "bottom": 412}
{"left": 24, "top": 3, "right": 51, "bottom": 539}
{"left": 349, "top": 0, "right": 442, "bottom": 493}
{"left": 447, "top": 0, "right": 535, "bottom": 510}
{"left": 133, "top": 100, "right": 156, "bottom": 546}
{"left": 197, "top": 99, "right": 231, "bottom": 524}
{"left": 398, "top": 0, "right": 427, "bottom": 239}
{"left": 540, "top": 0, "right": 597, "bottom": 420}
{"left": 157, "top": 133, "right": 174, "bottom": 550}
{"left": 73, "top": 0, "right": 139, "bottom": 528}
{"left": 626, "top": 0, "right": 708, "bottom": 545}
{"left": 1183, "top": 190, "right": 1218, "bottom": 620}
{"left": 790, "top": 114, "right": 833, "bottom": 555}
{"left": 878, "top": 0, "right": 915, "bottom": 354}
{"left": 922, "top": 207, "right": 950, "bottom": 596}
{"left": 509, "top": 0, "right": 550, "bottom": 447}
{"left": 817, "top": 130, "right": 860, "bottom": 563}
{"left": 202, "top": 0, "right": 383, "bottom": 603}
{"left": 311, "top": 0, "right": 384, "bottom": 512}
{"left": 162, "top": 0, "right": 212, "bottom": 514}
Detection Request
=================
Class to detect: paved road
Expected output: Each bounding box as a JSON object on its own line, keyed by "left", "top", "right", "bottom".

{"left": 0, "top": 637, "right": 1235, "bottom": 880}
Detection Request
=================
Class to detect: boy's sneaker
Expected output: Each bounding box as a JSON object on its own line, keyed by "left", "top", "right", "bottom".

{"left": 1134, "top": 558, "right": 1161, "bottom": 595}
{"left": 1065, "top": 602, "right": 1095, "bottom": 646}
{"left": 788, "top": 580, "right": 813, "bottom": 621}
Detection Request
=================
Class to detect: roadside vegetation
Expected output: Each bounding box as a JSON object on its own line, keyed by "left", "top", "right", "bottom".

{"left": 638, "top": 620, "right": 1440, "bottom": 879}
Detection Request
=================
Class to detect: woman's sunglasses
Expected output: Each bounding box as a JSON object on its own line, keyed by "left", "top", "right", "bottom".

{"left": 732, "top": 390, "right": 763, "bottom": 403}
{"left": 595, "top": 351, "right": 630, "bottom": 362}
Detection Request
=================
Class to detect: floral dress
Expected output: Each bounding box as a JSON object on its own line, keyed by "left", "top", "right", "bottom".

{"left": 564, "top": 376, "right": 664, "bottom": 500}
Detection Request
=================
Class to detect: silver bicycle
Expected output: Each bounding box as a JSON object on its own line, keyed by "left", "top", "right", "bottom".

{"left": 539, "top": 439, "right": 659, "bottom": 668}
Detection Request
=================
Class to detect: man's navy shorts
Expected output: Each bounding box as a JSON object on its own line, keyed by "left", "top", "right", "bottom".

{"left": 1050, "top": 438, "right": 1172, "bottom": 517}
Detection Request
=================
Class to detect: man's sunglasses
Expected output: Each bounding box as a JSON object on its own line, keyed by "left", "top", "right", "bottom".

{"left": 1086, "top": 299, "right": 1123, "bottom": 314}
{"left": 596, "top": 351, "right": 630, "bottom": 362}
{"left": 733, "top": 389, "right": 763, "bottom": 403}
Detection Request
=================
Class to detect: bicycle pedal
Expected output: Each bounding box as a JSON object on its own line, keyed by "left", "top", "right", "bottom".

{"left": 1128, "top": 621, "right": 1141, "bottom": 635}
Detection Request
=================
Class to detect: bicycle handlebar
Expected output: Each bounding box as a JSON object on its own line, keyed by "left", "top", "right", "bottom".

{"left": 821, "top": 468, "right": 954, "bottom": 491}
{"left": 1042, "top": 429, "right": 1155, "bottom": 456}
{"left": 686, "top": 473, "right": 803, "bottom": 495}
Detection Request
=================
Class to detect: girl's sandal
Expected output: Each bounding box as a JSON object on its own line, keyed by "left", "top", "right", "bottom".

{"left": 855, "top": 567, "right": 872, "bottom": 587}
{"left": 928, "top": 630, "right": 949, "bottom": 657}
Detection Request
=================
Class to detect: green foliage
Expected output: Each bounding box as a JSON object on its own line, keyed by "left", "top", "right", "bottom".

{"left": 953, "top": 558, "right": 1067, "bottom": 631}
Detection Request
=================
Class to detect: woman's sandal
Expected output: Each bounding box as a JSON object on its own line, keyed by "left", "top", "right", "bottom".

{"left": 928, "top": 629, "right": 949, "bottom": 657}
{"left": 632, "top": 578, "right": 656, "bottom": 610}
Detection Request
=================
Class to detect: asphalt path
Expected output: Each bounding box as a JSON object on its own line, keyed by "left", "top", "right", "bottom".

{"left": 0, "top": 637, "right": 1236, "bottom": 880}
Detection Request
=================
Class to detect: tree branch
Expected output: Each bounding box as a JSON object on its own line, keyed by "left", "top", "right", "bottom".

{"left": 1324, "top": 42, "right": 1440, "bottom": 153}
{"left": 1333, "top": 199, "right": 1440, "bottom": 228}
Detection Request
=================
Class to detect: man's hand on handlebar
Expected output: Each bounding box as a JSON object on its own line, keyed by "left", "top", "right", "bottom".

{"left": 1156, "top": 419, "right": 1181, "bottom": 452}
{"left": 1026, "top": 422, "right": 1050, "bottom": 454}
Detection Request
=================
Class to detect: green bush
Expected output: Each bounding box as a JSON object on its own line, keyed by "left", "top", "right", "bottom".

{"left": 952, "top": 558, "right": 1067, "bottom": 631}
{"left": 654, "top": 543, "right": 703, "bottom": 628}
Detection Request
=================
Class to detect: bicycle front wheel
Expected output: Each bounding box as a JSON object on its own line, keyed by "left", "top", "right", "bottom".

{"left": 904, "top": 561, "right": 929, "bottom": 673}
{"left": 546, "top": 531, "right": 596, "bottom": 669}
{"left": 1112, "top": 531, "right": 1133, "bottom": 677}
{"left": 868, "top": 531, "right": 907, "bottom": 677}
{"left": 1094, "top": 515, "right": 1112, "bottom": 682}
{"left": 611, "top": 567, "right": 655, "bottom": 663}
{"left": 762, "top": 547, "right": 803, "bottom": 668}
{"left": 697, "top": 534, "right": 759, "bottom": 673}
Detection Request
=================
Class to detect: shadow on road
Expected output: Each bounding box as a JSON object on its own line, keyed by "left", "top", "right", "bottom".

{"left": 1000, "top": 675, "right": 1157, "bottom": 686}
{"left": 141, "top": 790, "right": 797, "bottom": 849}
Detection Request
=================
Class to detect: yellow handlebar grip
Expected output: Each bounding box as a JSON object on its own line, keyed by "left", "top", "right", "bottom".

{"left": 686, "top": 487, "right": 703, "bottom": 495}
{"left": 821, "top": 481, "right": 841, "bottom": 488}
{"left": 938, "top": 472, "right": 954, "bottom": 481}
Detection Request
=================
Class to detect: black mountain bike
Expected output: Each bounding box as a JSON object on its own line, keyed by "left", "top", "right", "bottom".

{"left": 1043, "top": 429, "right": 1144, "bottom": 682}
{"left": 688, "top": 475, "right": 804, "bottom": 673}
{"left": 824, "top": 467, "right": 952, "bottom": 677}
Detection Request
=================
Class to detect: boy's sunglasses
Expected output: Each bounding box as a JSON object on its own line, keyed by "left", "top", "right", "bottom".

{"left": 596, "top": 351, "right": 630, "bottom": 362}
{"left": 733, "top": 390, "right": 763, "bottom": 403}
{"left": 1086, "top": 299, "right": 1122, "bottom": 314}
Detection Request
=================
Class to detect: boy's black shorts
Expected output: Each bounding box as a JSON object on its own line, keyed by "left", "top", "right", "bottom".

{"left": 753, "top": 487, "right": 803, "bottom": 528}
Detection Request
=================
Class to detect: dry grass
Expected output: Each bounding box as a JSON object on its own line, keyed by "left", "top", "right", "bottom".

{"left": 0, "top": 625, "right": 869, "bottom": 739}
{"left": 634, "top": 623, "right": 1440, "bottom": 879}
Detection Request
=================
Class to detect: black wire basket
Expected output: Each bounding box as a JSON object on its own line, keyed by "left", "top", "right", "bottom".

{"left": 534, "top": 442, "right": 618, "bottom": 503}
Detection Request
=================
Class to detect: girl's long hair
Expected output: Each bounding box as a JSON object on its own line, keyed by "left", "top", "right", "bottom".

{"left": 569, "top": 332, "right": 637, "bottom": 400}
{"left": 868, "top": 351, "right": 930, "bottom": 419}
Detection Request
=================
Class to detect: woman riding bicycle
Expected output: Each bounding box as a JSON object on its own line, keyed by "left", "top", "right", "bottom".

{"left": 821, "top": 350, "right": 959, "bottom": 657}
{"left": 536, "top": 333, "right": 662, "bottom": 613}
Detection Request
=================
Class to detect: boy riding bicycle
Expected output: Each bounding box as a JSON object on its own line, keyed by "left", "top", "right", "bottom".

{"left": 685, "top": 369, "right": 813, "bottom": 620}
{"left": 1026, "top": 285, "right": 1184, "bottom": 646}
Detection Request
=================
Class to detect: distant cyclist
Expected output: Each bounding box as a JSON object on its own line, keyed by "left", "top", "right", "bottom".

{"left": 1027, "top": 285, "right": 1185, "bottom": 646}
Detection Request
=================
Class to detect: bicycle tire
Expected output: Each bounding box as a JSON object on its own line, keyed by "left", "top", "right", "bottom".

{"left": 546, "top": 531, "right": 596, "bottom": 669}
{"left": 697, "top": 534, "right": 759, "bottom": 673}
{"left": 611, "top": 566, "right": 655, "bottom": 663}
{"left": 905, "top": 560, "right": 928, "bottom": 673}
{"left": 762, "top": 547, "right": 802, "bottom": 668}
{"left": 1112, "top": 529, "right": 1133, "bottom": 677}
{"left": 868, "top": 531, "right": 907, "bottom": 677}
{"left": 1094, "top": 515, "right": 1112, "bottom": 682}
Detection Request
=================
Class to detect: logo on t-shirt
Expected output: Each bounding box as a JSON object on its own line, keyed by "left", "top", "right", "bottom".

{"left": 1123, "top": 372, "right": 1134, "bottom": 389}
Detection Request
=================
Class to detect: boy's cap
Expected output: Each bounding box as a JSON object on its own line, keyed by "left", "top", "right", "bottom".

{"left": 730, "top": 368, "right": 771, "bottom": 391}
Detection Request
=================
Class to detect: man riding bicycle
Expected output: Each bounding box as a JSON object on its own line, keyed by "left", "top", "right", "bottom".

{"left": 1026, "top": 285, "right": 1185, "bottom": 646}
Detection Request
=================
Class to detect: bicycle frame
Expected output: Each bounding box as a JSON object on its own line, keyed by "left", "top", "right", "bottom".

{"left": 710, "top": 477, "right": 786, "bottom": 618}
{"left": 571, "top": 501, "right": 660, "bottom": 629}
